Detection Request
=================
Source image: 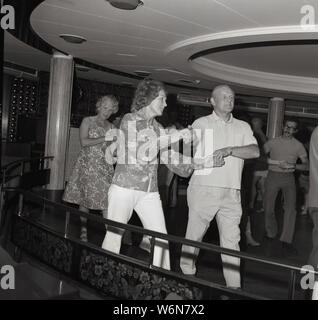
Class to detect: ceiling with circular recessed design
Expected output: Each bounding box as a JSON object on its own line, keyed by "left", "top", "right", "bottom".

{"left": 4, "top": 0, "right": 318, "bottom": 99}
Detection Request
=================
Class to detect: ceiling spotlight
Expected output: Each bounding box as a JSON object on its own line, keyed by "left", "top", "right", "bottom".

{"left": 177, "top": 79, "right": 201, "bottom": 85}
{"left": 107, "top": 0, "right": 144, "bottom": 10}
{"left": 59, "top": 34, "right": 87, "bottom": 44}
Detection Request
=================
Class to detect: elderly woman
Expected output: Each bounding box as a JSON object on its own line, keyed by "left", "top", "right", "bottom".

{"left": 101, "top": 79, "right": 217, "bottom": 269}
{"left": 63, "top": 95, "right": 119, "bottom": 242}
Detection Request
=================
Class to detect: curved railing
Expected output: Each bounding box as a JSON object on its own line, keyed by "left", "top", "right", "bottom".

{"left": 1, "top": 156, "right": 317, "bottom": 300}
{"left": 0, "top": 156, "right": 53, "bottom": 229}
{"left": 2, "top": 187, "right": 317, "bottom": 300}
{"left": 1, "top": 156, "right": 53, "bottom": 184}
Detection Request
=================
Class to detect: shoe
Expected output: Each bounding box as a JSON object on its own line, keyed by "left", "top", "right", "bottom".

{"left": 122, "top": 230, "right": 133, "bottom": 246}
{"left": 80, "top": 227, "right": 88, "bottom": 242}
{"left": 254, "top": 200, "right": 264, "bottom": 213}
{"left": 139, "top": 239, "right": 151, "bottom": 253}
{"left": 246, "top": 232, "right": 260, "bottom": 246}
{"left": 263, "top": 235, "right": 275, "bottom": 242}
{"left": 282, "top": 242, "right": 298, "bottom": 257}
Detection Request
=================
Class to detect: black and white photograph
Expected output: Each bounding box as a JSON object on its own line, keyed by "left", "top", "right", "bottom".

{"left": 0, "top": 0, "right": 318, "bottom": 305}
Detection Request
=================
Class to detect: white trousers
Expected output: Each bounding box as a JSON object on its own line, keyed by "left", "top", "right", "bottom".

{"left": 101, "top": 184, "right": 170, "bottom": 270}
{"left": 180, "top": 185, "right": 242, "bottom": 288}
{"left": 313, "top": 281, "right": 318, "bottom": 300}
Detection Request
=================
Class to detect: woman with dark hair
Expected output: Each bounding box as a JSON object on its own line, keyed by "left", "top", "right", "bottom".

{"left": 63, "top": 95, "right": 119, "bottom": 242}
{"left": 101, "top": 79, "right": 210, "bottom": 270}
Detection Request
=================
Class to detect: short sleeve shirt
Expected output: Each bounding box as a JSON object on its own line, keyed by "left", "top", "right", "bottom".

{"left": 190, "top": 112, "right": 257, "bottom": 190}
{"left": 112, "top": 112, "right": 160, "bottom": 192}
{"left": 264, "top": 136, "right": 307, "bottom": 172}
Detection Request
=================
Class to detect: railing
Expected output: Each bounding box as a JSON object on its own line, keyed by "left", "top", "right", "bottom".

{"left": 1, "top": 156, "right": 53, "bottom": 183}
{"left": 0, "top": 156, "right": 53, "bottom": 229}
{"left": 3, "top": 187, "right": 317, "bottom": 300}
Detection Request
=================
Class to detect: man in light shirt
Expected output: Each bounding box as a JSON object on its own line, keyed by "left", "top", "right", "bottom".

{"left": 263, "top": 120, "right": 308, "bottom": 256}
{"left": 180, "top": 85, "right": 259, "bottom": 288}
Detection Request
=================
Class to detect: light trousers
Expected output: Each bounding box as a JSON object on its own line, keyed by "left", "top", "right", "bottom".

{"left": 102, "top": 184, "right": 170, "bottom": 270}
{"left": 180, "top": 184, "right": 242, "bottom": 288}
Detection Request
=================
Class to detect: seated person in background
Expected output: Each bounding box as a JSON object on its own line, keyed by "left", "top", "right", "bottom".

{"left": 263, "top": 119, "right": 308, "bottom": 255}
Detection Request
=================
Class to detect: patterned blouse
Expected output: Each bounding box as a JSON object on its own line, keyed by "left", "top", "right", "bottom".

{"left": 112, "top": 112, "right": 193, "bottom": 192}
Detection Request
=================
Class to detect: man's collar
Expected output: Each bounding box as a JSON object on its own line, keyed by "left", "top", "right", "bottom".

{"left": 211, "top": 111, "right": 233, "bottom": 124}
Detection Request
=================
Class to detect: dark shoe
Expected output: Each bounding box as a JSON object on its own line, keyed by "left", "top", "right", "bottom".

{"left": 246, "top": 232, "right": 260, "bottom": 246}
{"left": 263, "top": 235, "right": 275, "bottom": 242}
{"left": 282, "top": 242, "right": 298, "bottom": 257}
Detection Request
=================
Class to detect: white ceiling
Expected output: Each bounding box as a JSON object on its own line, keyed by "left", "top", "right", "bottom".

{"left": 4, "top": 0, "right": 318, "bottom": 99}
{"left": 209, "top": 45, "right": 318, "bottom": 78}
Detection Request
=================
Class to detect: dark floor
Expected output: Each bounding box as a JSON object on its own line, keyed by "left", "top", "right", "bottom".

{"left": 7, "top": 185, "right": 313, "bottom": 300}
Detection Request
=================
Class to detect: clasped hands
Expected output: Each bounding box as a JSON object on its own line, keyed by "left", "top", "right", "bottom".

{"left": 278, "top": 160, "right": 295, "bottom": 170}
{"left": 193, "top": 146, "right": 232, "bottom": 170}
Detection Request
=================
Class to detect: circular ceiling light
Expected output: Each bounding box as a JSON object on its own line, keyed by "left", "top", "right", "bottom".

{"left": 108, "top": 0, "right": 144, "bottom": 10}
{"left": 59, "top": 34, "right": 87, "bottom": 44}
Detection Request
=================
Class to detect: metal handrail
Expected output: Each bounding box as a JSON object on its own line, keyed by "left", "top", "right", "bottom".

{"left": 5, "top": 187, "right": 318, "bottom": 300}
{"left": 1, "top": 156, "right": 53, "bottom": 176}
{"left": 0, "top": 156, "right": 54, "bottom": 229}
{"left": 14, "top": 213, "right": 267, "bottom": 300}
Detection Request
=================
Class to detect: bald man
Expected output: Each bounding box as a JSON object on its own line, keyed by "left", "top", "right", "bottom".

{"left": 180, "top": 85, "right": 259, "bottom": 289}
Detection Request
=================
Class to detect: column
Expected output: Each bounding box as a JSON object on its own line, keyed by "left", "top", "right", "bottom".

{"left": 266, "top": 97, "right": 285, "bottom": 139}
{"left": 45, "top": 51, "right": 74, "bottom": 190}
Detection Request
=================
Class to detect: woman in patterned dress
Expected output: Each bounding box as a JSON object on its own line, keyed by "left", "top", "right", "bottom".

{"left": 63, "top": 95, "right": 119, "bottom": 242}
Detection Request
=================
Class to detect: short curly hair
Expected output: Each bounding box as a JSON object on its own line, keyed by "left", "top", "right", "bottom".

{"left": 96, "top": 95, "right": 119, "bottom": 114}
{"left": 131, "top": 78, "right": 166, "bottom": 112}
